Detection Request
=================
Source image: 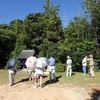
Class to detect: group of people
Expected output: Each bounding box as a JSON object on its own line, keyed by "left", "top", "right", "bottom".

{"left": 8, "top": 54, "right": 95, "bottom": 87}
{"left": 66, "top": 54, "right": 95, "bottom": 78}
{"left": 8, "top": 55, "right": 56, "bottom": 88}
{"left": 82, "top": 54, "right": 95, "bottom": 77}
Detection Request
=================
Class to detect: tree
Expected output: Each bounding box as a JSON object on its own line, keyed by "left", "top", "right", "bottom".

{"left": 23, "top": 0, "right": 63, "bottom": 57}
{"left": 83, "top": 0, "right": 100, "bottom": 70}
{"left": 40, "top": 0, "right": 63, "bottom": 57}
{"left": 62, "top": 17, "right": 95, "bottom": 71}
{"left": 0, "top": 24, "right": 16, "bottom": 68}
{"left": 83, "top": 0, "right": 100, "bottom": 55}
{"left": 9, "top": 19, "right": 27, "bottom": 57}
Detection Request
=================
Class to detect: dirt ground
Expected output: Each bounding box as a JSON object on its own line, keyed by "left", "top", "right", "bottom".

{"left": 0, "top": 81, "right": 95, "bottom": 100}
{"left": 0, "top": 69, "right": 100, "bottom": 100}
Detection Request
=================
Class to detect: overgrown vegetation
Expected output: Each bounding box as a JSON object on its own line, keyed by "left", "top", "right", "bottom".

{"left": 0, "top": 0, "right": 100, "bottom": 72}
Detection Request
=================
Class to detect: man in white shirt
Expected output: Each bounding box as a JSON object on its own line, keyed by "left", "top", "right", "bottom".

{"left": 66, "top": 56, "right": 72, "bottom": 77}
{"left": 82, "top": 56, "right": 87, "bottom": 75}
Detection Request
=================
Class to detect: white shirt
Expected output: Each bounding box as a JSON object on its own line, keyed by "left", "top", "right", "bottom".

{"left": 8, "top": 67, "right": 16, "bottom": 74}
{"left": 66, "top": 59, "right": 72, "bottom": 66}
{"left": 82, "top": 58, "right": 87, "bottom": 66}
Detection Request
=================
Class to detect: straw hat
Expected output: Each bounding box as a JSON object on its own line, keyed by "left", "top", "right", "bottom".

{"left": 89, "top": 54, "right": 93, "bottom": 58}
{"left": 66, "top": 56, "right": 71, "bottom": 58}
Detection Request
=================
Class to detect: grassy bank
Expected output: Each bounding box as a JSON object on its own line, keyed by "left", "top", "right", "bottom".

{"left": 0, "top": 69, "right": 100, "bottom": 88}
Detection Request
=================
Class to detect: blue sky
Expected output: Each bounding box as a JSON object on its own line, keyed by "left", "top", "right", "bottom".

{"left": 0, "top": 0, "right": 83, "bottom": 27}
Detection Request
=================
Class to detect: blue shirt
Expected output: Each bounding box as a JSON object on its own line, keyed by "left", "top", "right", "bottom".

{"left": 49, "top": 57, "right": 55, "bottom": 66}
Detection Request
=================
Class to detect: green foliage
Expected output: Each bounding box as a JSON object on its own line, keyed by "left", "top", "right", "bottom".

{"left": 0, "top": 0, "right": 100, "bottom": 72}
{"left": 55, "top": 63, "right": 66, "bottom": 72}
{"left": 0, "top": 25, "right": 16, "bottom": 68}
{"left": 4, "top": 66, "right": 8, "bottom": 70}
{"left": 83, "top": 0, "right": 100, "bottom": 54}
{"left": 94, "top": 65, "right": 100, "bottom": 72}
{"left": 16, "top": 60, "right": 22, "bottom": 69}
{"left": 11, "top": 42, "right": 26, "bottom": 57}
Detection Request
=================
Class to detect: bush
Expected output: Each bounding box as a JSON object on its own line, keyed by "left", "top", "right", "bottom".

{"left": 16, "top": 60, "right": 22, "bottom": 69}
{"left": 55, "top": 63, "right": 66, "bottom": 72}
{"left": 4, "top": 66, "right": 8, "bottom": 70}
{"left": 94, "top": 66, "right": 100, "bottom": 72}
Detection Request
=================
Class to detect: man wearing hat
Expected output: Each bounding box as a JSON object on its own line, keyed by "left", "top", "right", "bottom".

{"left": 87, "top": 54, "right": 95, "bottom": 77}
{"left": 66, "top": 56, "right": 72, "bottom": 77}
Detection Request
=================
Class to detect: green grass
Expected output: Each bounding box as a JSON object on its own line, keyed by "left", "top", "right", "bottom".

{"left": 0, "top": 70, "right": 100, "bottom": 88}
{"left": 55, "top": 72, "right": 100, "bottom": 87}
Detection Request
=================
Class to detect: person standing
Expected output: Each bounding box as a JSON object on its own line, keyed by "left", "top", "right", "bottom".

{"left": 48, "top": 55, "right": 56, "bottom": 82}
{"left": 88, "top": 54, "right": 95, "bottom": 78}
{"left": 34, "top": 67, "right": 45, "bottom": 88}
{"left": 33, "top": 57, "right": 49, "bottom": 88}
{"left": 8, "top": 67, "right": 17, "bottom": 86}
{"left": 82, "top": 56, "right": 87, "bottom": 75}
{"left": 66, "top": 56, "right": 72, "bottom": 77}
{"left": 22, "top": 59, "right": 26, "bottom": 69}
{"left": 25, "top": 56, "right": 37, "bottom": 81}
{"left": 7, "top": 57, "right": 18, "bottom": 86}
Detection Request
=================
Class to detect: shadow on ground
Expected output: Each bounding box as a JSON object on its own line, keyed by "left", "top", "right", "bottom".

{"left": 14, "top": 78, "right": 29, "bottom": 85}
{"left": 88, "top": 88, "right": 100, "bottom": 100}
{"left": 42, "top": 75, "right": 62, "bottom": 87}
{"left": 14, "top": 74, "right": 62, "bottom": 87}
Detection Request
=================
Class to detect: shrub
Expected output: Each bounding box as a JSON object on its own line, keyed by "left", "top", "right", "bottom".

{"left": 4, "top": 66, "right": 8, "bottom": 70}
{"left": 16, "top": 60, "right": 22, "bottom": 69}
{"left": 55, "top": 63, "right": 66, "bottom": 72}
